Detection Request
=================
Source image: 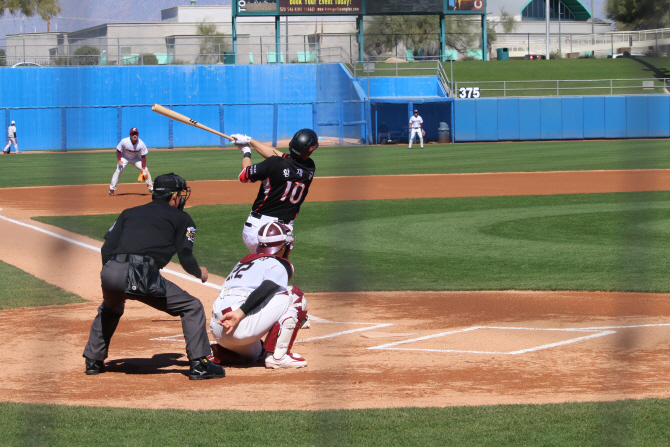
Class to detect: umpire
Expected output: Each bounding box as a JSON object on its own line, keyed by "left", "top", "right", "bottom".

{"left": 83, "top": 173, "right": 224, "bottom": 380}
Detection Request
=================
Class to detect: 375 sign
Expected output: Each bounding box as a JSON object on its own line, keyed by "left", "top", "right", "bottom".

{"left": 458, "top": 87, "right": 481, "bottom": 98}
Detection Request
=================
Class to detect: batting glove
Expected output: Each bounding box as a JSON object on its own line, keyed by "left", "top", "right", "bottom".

{"left": 231, "top": 134, "right": 251, "bottom": 145}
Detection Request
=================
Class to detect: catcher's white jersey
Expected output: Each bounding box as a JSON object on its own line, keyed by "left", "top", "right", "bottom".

{"left": 117, "top": 137, "right": 148, "bottom": 158}
{"left": 409, "top": 116, "right": 423, "bottom": 129}
{"left": 221, "top": 254, "right": 290, "bottom": 296}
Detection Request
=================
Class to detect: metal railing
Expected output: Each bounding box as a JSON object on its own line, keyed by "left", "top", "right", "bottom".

{"left": 0, "top": 46, "right": 352, "bottom": 67}
{"left": 453, "top": 78, "right": 670, "bottom": 97}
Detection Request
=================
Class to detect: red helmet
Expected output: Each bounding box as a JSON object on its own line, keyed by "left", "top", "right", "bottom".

{"left": 256, "top": 222, "right": 294, "bottom": 257}
{"left": 129, "top": 127, "right": 139, "bottom": 135}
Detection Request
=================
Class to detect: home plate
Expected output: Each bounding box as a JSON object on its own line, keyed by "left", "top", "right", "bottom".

{"left": 360, "top": 332, "right": 421, "bottom": 339}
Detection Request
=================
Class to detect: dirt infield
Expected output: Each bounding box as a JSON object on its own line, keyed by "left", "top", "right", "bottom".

{"left": 1, "top": 170, "right": 670, "bottom": 411}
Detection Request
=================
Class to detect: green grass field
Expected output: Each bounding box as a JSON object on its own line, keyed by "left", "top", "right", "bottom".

{"left": 2, "top": 399, "right": 670, "bottom": 447}
{"left": 34, "top": 191, "right": 670, "bottom": 293}
{"left": 0, "top": 260, "right": 84, "bottom": 310}
{"left": 6, "top": 137, "right": 670, "bottom": 445}
{"left": 355, "top": 57, "right": 670, "bottom": 82}
{"left": 2, "top": 139, "right": 670, "bottom": 188}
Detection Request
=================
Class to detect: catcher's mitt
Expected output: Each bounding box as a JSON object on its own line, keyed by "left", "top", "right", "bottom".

{"left": 138, "top": 170, "right": 149, "bottom": 182}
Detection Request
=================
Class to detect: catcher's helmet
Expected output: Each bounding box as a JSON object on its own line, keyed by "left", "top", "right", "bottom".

{"left": 288, "top": 129, "right": 319, "bottom": 160}
{"left": 129, "top": 127, "right": 139, "bottom": 135}
{"left": 153, "top": 173, "right": 191, "bottom": 209}
{"left": 257, "top": 222, "right": 294, "bottom": 257}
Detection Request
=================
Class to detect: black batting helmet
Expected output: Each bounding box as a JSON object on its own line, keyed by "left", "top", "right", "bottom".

{"left": 288, "top": 129, "right": 319, "bottom": 160}
{"left": 257, "top": 222, "right": 294, "bottom": 257}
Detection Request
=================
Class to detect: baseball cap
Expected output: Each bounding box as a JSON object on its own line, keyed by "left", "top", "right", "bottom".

{"left": 413, "top": 110, "right": 418, "bottom": 113}
{"left": 129, "top": 127, "right": 139, "bottom": 135}
{"left": 11, "top": 120, "right": 15, "bottom": 125}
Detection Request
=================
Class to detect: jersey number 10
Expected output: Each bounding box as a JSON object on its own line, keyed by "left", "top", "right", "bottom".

{"left": 280, "top": 181, "right": 306, "bottom": 204}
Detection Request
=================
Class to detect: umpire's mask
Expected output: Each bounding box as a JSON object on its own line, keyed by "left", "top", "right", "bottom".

{"left": 153, "top": 173, "right": 191, "bottom": 210}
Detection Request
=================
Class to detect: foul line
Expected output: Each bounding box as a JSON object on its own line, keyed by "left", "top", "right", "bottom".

{"left": 366, "top": 324, "right": 670, "bottom": 355}
{"left": 0, "top": 214, "right": 222, "bottom": 290}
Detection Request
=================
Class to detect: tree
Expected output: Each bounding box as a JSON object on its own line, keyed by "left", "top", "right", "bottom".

{"left": 196, "top": 20, "right": 229, "bottom": 64}
{"left": 73, "top": 45, "right": 100, "bottom": 66}
{"left": 364, "top": 15, "right": 479, "bottom": 60}
{"left": 605, "top": 0, "right": 669, "bottom": 30}
{"left": 0, "top": 49, "right": 5, "bottom": 67}
{"left": 0, "top": 0, "right": 61, "bottom": 18}
{"left": 486, "top": 8, "right": 516, "bottom": 60}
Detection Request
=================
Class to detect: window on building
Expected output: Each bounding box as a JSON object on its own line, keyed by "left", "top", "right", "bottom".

{"left": 522, "top": 0, "right": 576, "bottom": 20}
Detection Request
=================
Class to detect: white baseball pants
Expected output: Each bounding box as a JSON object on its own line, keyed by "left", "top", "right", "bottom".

{"left": 409, "top": 129, "right": 423, "bottom": 148}
{"left": 242, "top": 213, "right": 294, "bottom": 253}
{"left": 4, "top": 137, "right": 18, "bottom": 153}
{"left": 210, "top": 289, "right": 293, "bottom": 359}
{"left": 109, "top": 156, "right": 153, "bottom": 191}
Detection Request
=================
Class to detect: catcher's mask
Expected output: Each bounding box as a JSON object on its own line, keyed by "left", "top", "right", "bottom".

{"left": 153, "top": 173, "right": 191, "bottom": 210}
{"left": 256, "top": 222, "right": 294, "bottom": 259}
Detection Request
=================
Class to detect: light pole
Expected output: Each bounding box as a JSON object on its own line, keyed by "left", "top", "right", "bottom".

{"left": 546, "top": 0, "right": 550, "bottom": 59}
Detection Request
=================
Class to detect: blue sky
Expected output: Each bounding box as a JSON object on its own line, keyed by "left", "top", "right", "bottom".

{"left": 0, "top": 0, "right": 607, "bottom": 43}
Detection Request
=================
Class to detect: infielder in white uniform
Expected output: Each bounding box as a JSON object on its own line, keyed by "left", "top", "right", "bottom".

{"left": 109, "top": 127, "right": 153, "bottom": 196}
{"left": 3, "top": 120, "right": 19, "bottom": 154}
{"left": 409, "top": 110, "right": 424, "bottom": 149}
{"left": 210, "top": 222, "right": 309, "bottom": 369}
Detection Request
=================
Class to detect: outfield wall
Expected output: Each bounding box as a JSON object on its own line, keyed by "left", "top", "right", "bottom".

{"left": 454, "top": 96, "right": 670, "bottom": 142}
{"left": 0, "top": 64, "right": 366, "bottom": 150}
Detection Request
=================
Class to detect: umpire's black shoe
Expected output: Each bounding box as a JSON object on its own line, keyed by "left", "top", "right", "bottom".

{"left": 189, "top": 357, "right": 225, "bottom": 380}
{"left": 85, "top": 358, "right": 106, "bottom": 375}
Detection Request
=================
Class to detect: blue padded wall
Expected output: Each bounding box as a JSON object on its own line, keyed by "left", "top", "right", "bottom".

{"left": 354, "top": 76, "right": 445, "bottom": 98}
{"left": 583, "top": 97, "right": 605, "bottom": 139}
{"left": 454, "top": 95, "right": 670, "bottom": 142}
{"left": 497, "top": 98, "right": 519, "bottom": 141}
{"left": 648, "top": 95, "right": 670, "bottom": 137}
{"left": 0, "top": 64, "right": 364, "bottom": 150}
{"left": 561, "top": 97, "right": 583, "bottom": 140}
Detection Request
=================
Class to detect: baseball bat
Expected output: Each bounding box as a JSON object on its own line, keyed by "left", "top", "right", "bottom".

{"left": 151, "top": 104, "right": 235, "bottom": 141}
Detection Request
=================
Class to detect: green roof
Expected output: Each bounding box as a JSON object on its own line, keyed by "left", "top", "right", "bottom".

{"left": 563, "top": 0, "right": 592, "bottom": 20}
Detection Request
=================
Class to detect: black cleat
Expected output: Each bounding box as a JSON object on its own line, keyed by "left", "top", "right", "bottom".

{"left": 85, "top": 358, "right": 106, "bottom": 375}
{"left": 189, "top": 357, "right": 225, "bottom": 380}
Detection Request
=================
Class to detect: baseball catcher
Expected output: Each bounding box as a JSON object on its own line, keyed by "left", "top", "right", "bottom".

{"left": 209, "top": 222, "right": 309, "bottom": 369}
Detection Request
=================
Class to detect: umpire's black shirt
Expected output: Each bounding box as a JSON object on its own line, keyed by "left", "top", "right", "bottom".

{"left": 101, "top": 199, "right": 202, "bottom": 277}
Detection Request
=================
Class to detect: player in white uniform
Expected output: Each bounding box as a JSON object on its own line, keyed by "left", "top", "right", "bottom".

{"left": 209, "top": 222, "right": 309, "bottom": 369}
{"left": 109, "top": 127, "right": 153, "bottom": 196}
{"left": 3, "top": 120, "right": 19, "bottom": 154}
{"left": 409, "top": 110, "right": 424, "bottom": 149}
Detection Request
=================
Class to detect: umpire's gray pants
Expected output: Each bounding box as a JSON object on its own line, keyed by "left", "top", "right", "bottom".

{"left": 83, "top": 258, "right": 211, "bottom": 362}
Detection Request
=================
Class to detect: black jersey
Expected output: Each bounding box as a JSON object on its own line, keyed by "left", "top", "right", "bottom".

{"left": 239, "top": 154, "right": 315, "bottom": 222}
{"left": 101, "top": 200, "right": 201, "bottom": 277}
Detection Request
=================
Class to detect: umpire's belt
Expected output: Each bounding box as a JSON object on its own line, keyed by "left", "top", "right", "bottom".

{"left": 249, "top": 211, "right": 291, "bottom": 225}
{"left": 111, "top": 253, "right": 156, "bottom": 266}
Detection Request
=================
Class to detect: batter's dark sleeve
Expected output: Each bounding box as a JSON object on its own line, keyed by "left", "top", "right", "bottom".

{"left": 239, "top": 280, "right": 281, "bottom": 315}
{"left": 246, "top": 156, "right": 281, "bottom": 182}
{"left": 175, "top": 214, "right": 201, "bottom": 278}
{"left": 101, "top": 213, "right": 124, "bottom": 265}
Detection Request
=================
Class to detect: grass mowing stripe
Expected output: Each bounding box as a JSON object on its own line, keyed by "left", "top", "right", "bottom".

{"left": 3, "top": 139, "right": 670, "bottom": 188}
{"left": 33, "top": 191, "right": 670, "bottom": 293}
{"left": 0, "top": 259, "right": 85, "bottom": 309}
{"left": 2, "top": 399, "right": 670, "bottom": 447}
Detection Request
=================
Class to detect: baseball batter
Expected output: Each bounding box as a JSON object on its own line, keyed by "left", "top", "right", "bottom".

{"left": 3, "top": 120, "right": 19, "bottom": 154}
{"left": 230, "top": 129, "right": 319, "bottom": 253}
{"left": 210, "top": 222, "right": 309, "bottom": 369}
{"left": 409, "top": 110, "right": 424, "bottom": 149}
{"left": 109, "top": 127, "right": 153, "bottom": 196}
